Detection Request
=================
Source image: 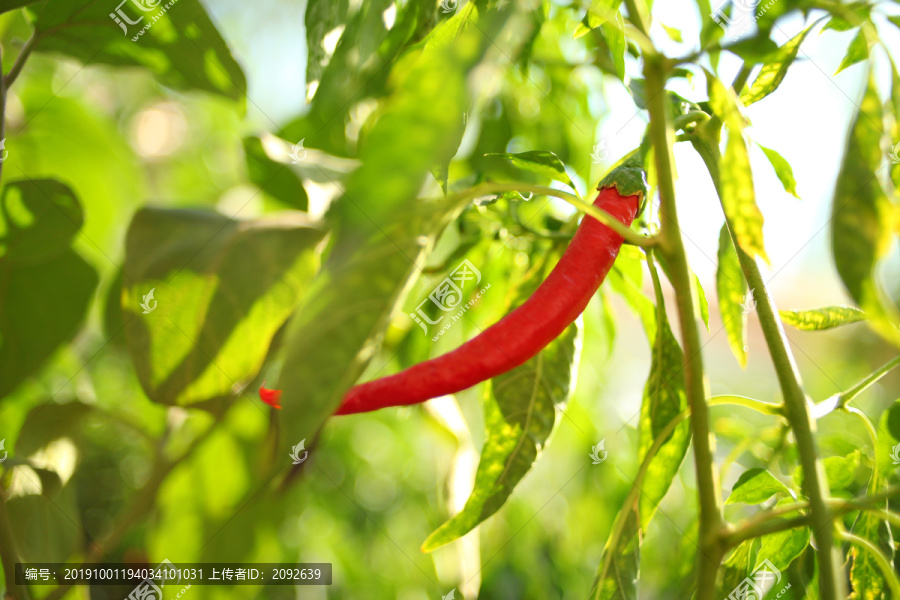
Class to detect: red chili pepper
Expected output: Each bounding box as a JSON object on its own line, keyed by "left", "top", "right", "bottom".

{"left": 335, "top": 178, "right": 642, "bottom": 415}
{"left": 259, "top": 383, "right": 282, "bottom": 409}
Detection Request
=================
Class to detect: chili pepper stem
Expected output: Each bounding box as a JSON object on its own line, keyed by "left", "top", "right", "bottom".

{"left": 452, "top": 182, "right": 655, "bottom": 248}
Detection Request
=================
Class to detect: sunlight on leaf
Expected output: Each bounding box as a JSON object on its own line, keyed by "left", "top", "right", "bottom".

{"left": 721, "top": 130, "right": 768, "bottom": 262}
{"left": 779, "top": 306, "right": 866, "bottom": 331}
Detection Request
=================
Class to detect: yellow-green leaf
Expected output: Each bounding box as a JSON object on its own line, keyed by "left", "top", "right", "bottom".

{"left": 779, "top": 306, "right": 866, "bottom": 331}
{"left": 637, "top": 256, "right": 690, "bottom": 524}
{"left": 421, "top": 319, "right": 579, "bottom": 552}
{"left": 742, "top": 23, "right": 815, "bottom": 106}
{"left": 717, "top": 225, "right": 748, "bottom": 367}
{"left": 835, "top": 27, "right": 872, "bottom": 75}
{"left": 831, "top": 71, "right": 900, "bottom": 346}
{"left": 758, "top": 143, "right": 799, "bottom": 199}
{"left": 721, "top": 129, "right": 768, "bottom": 262}
{"left": 726, "top": 468, "right": 790, "bottom": 505}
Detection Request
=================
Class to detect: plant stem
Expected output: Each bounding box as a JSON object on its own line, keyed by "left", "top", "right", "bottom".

{"left": 449, "top": 182, "right": 656, "bottom": 247}
{"left": 727, "top": 493, "right": 900, "bottom": 547}
{"left": 0, "top": 488, "right": 28, "bottom": 600}
{"left": 839, "top": 355, "right": 900, "bottom": 407}
{"left": 4, "top": 35, "right": 36, "bottom": 89}
{"left": 691, "top": 137, "right": 845, "bottom": 599}
{"left": 644, "top": 55, "right": 724, "bottom": 598}
{"left": 839, "top": 531, "right": 900, "bottom": 596}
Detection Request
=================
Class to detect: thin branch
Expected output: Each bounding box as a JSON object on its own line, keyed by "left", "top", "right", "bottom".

{"left": 4, "top": 35, "right": 37, "bottom": 89}
{"left": 449, "top": 182, "right": 657, "bottom": 248}
{"left": 839, "top": 530, "right": 900, "bottom": 597}
{"left": 839, "top": 355, "right": 900, "bottom": 408}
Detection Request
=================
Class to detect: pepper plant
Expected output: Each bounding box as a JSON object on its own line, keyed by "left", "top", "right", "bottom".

{"left": 0, "top": 0, "right": 899, "bottom": 599}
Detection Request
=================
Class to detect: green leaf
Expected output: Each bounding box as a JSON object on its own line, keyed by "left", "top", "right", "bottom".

{"left": 486, "top": 150, "right": 580, "bottom": 196}
{"left": 823, "top": 4, "right": 870, "bottom": 32}
{"left": 608, "top": 248, "right": 656, "bottom": 343}
{"left": 831, "top": 71, "right": 900, "bottom": 346}
{"left": 726, "top": 37, "right": 780, "bottom": 64}
{"left": 602, "top": 8, "right": 626, "bottom": 80}
{"left": 758, "top": 520, "right": 810, "bottom": 573}
{"left": 32, "top": 467, "right": 63, "bottom": 498}
{"left": 850, "top": 510, "right": 894, "bottom": 600}
{"left": 305, "top": 0, "right": 350, "bottom": 84}
{"left": 695, "top": 273, "right": 709, "bottom": 331}
{"left": 28, "top": 0, "right": 246, "bottom": 99}
{"left": 7, "top": 484, "right": 81, "bottom": 562}
{"left": 721, "top": 129, "right": 768, "bottom": 262}
{"left": 717, "top": 225, "right": 748, "bottom": 367}
{"left": 0, "top": 249, "right": 98, "bottom": 400}
{"left": 726, "top": 468, "right": 790, "bottom": 505}
{"left": 277, "top": 7, "right": 494, "bottom": 438}
{"left": 0, "top": 179, "right": 83, "bottom": 265}
{"left": 717, "top": 540, "right": 756, "bottom": 598}
{"left": 707, "top": 72, "right": 746, "bottom": 131}
{"left": 589, "top": 501, "right": 640, "bottom": 600}
{"left": 637, "top": 257, "right": 690, "bottom": 524}
{"left": 421, "top": 319, "right": 579, "bottom": 551}
{"left": 15, "top": 401, "right": 94, "bottom": 456}
{"left": 890, "top": 63, "right": 900, "bottom": 192}
{"left": 793, "top": 451, "right": 860, "bottom": 493}
{"left": 281, "top": 0, "right": 433, "bottom": 156}
{"left": 757, "top": 144, "right": 799, "bottom": 199}
{"left": 824, "top": 451, "right": 860, "bottom": 492}
{"left": 835, "top": 28, "right": 872, "bottom": 75}
{"left": 242, "top": 137, "right": 309, "bottom": 211}
{"left": 779, "top": 306, "right": 866, "bottom": 331}
{"left": 0, "top": 0, "right": 39, "bottom": 12}
{"left": 660, "top": 23, "right": 682, "bottom": 43}
{"left": 123, "top": 209, "right": 325, "bottom": 406}
{"left": 742, "top": 24, "right": 815, "bottom": 106}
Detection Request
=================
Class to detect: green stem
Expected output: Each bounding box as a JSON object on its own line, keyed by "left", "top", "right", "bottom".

{"left": 3, "top": 34, "right": 36, "bottom": 89}
{"left": 448, "top": 182, "right": 656, "bottom": 247}
{"left": 691, "top": 136, "right": 845, "bottom": 600}
{"left": 839, "top": 355, "right": 900, "bottom": 407}
{"left": 644, "top": 55, "right": 724, "bottom": 599}
{"left": 839, "top": 531, "right": 900, "bottom": 597}
{"left": 709, "top": 394, "right": 782, "bottom": 416}
{"left": 0, "top": 488, "right": 28, "bottom": 600}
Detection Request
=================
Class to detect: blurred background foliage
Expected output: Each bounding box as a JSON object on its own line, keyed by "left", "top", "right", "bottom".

{"left": 0, "top": 0, "right": 899, "bottom": 598}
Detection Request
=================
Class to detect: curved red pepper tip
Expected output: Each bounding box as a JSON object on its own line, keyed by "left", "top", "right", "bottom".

{"left": 259, "top": 382, "right": 282, "bottom": 409}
